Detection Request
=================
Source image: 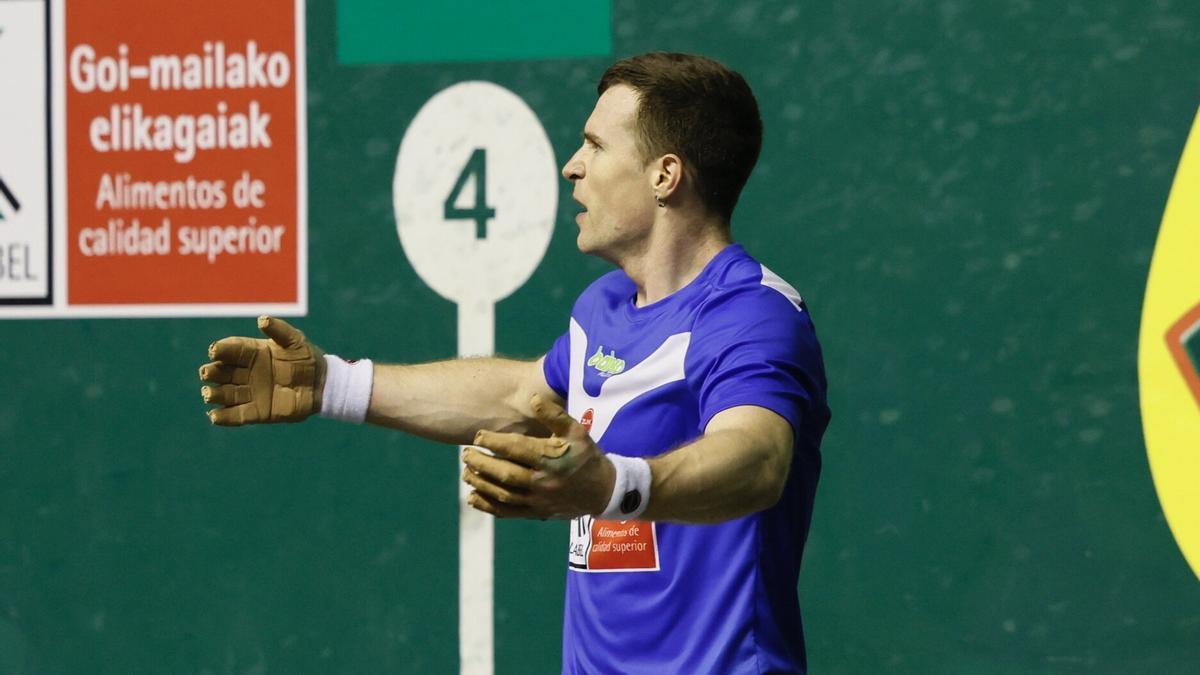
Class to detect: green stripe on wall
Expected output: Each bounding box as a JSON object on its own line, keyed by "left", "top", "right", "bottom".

{"left": 337, "top": 0, "right": 611, "bottom": 65}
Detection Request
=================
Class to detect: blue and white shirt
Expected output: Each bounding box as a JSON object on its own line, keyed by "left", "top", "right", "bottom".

{"left": 543, "top": 244, "right": 830, "bottom": 674}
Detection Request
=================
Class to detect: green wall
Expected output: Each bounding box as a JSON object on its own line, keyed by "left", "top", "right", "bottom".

{"left": 2, "top": 1, "right": 1199, "bottom": 672}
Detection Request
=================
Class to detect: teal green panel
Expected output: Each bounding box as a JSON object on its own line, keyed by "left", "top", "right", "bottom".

{"left": 336, "top": 0, "right": 612, "bottom": 65}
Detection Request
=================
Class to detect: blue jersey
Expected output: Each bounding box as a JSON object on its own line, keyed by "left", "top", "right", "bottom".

{"left": 542, "top": 244, "right": 830, "bottom": 674}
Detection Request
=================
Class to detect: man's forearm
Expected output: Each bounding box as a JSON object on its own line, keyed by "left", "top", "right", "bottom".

{"left": 640, "top": 407, "right": 794, "bottom": 523}
{"left": 364, "top": 357, "right": 555, "bottom": 445}
{"left": 460, "top": 405, "right": 796, "bottom": 524}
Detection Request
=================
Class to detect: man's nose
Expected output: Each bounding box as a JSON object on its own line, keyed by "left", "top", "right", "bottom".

{"left": 561, "top": 153, "right": 584, "bottom": 181}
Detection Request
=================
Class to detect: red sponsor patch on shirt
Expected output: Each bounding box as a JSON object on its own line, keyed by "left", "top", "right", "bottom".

{"left": 569, "top": 515, "right": 659, "bottom": 572}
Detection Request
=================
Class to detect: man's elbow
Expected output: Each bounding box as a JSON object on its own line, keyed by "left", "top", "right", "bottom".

{"left": 750, "top": 445, "right": 792, "bottom": 512}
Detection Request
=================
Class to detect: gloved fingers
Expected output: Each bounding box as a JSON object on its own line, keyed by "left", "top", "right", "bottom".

{"left": 461, "top": 466, "right": 533, "bottom": 506}
{"left": 208, "top": 337, "right": 261, "bottom": 366}
{"left": 462, "top": 448, "right": 536, "bottom": 489}
{"left": 466, "top": 491, "right": 537, "bottom": 519}
{"left": 201, "top": 384, "right": 253, "bottom": 406}
{"left": 207, "top": 402, "right": 259, "bottom": 426}
{"left": 257, "top": 315, "right": 306, "bottom": 349}
{"left": 473, "top": 429, "right": 555, "bottom": 468}
{"left": 198, "top": 361, "right": 250, "bottom": 385}
{"left": 530, "top": 394, "right": 584, "bottom": 446}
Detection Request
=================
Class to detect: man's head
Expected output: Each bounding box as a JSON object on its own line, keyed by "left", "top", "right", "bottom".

{"left": 597, "top": 53, "right": 763, "bottom": 225}
{"left": 562, "top": 53, "right": 763, "bottom": 259}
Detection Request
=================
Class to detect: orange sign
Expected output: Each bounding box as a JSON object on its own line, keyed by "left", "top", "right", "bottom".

{"left": 63, "top": 0, "right": 304, "bottom": 309}
{"left": 570, "top": 516, "right": 660, "bottom": 572}
{"left": 585, "top": 519, "right": 658, "bottom": 571}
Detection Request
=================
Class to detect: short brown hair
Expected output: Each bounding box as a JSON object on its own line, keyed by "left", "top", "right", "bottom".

{"left": 599, "top": 52, "right": 763, "bottom": 224}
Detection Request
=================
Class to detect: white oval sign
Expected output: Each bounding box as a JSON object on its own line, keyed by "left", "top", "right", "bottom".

{"left": 393, "top": 81, "right": 558, "bottom": 305}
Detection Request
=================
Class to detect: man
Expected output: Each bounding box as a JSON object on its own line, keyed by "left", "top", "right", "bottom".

{"left": 200, "top": 52, "right": 830, "bottom": 673}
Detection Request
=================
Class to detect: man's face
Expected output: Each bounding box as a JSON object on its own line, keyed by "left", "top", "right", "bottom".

{"left": 561, "top": 84, "right": 657, "bottom": 260}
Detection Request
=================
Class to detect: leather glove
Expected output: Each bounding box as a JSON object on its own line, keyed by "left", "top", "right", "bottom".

{"left": 198, "top": 315, "right": 326, "bottom": 425}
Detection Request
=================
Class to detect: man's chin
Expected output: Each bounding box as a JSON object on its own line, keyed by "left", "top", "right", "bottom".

{"left": 575, "top": 234, "right": 620, "bottom": 265}
{"left": 575, "top": 230, "right": 595, "bottom": 254}
{"left": 574, "top": 231, "right": 601, "bottom": 255}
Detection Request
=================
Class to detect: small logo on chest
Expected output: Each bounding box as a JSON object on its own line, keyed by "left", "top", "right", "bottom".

{"left": 586, "top": 345, "right": 625, "bottom": 376}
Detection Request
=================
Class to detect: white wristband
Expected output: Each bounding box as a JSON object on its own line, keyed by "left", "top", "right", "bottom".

{"left": 598, "top": 454, "right": 652, "bottom": 520}
{"left": 319, "top": 355, "right": 374, "bottom": 423}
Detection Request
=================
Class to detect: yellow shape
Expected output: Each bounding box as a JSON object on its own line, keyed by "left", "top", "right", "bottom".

{"left": 1140, "top": 106, "right": 1200, "bottom": 581}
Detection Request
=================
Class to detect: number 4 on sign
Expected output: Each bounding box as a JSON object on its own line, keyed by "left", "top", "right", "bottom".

{"left": 444, "top": 148, "right": 496, "bottom": 239}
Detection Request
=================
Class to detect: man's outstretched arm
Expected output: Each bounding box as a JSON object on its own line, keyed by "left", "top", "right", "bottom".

{"left": 199, "top": 316, "right": 560, "bottom": 444}
{"left": 366, "top": 357, "right": 559, "bottom": 445}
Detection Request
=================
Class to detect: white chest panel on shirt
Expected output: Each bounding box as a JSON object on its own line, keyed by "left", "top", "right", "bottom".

{"left": 566, "top": 317, "right": 691, "bottom": 444}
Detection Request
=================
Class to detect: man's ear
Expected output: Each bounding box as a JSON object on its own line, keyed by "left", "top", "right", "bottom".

{"left": 651, "top": 154, "right": 684, "bottom": 200}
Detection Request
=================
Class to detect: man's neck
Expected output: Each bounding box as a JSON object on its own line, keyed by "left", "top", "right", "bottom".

{"left": 621, "top": 216, "right": 732, "bottom": 307}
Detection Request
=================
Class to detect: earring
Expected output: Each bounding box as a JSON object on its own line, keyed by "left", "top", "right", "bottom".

{"left": 655, "top": 194, "right": 665, "bottom": 208}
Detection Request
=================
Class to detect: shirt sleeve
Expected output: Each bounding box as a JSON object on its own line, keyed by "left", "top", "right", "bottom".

{"left": 689, "top": 291, "right": 827, "bottom": 437}
{"left": 542, "top": 329, "right": 571, "bottom": 400}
